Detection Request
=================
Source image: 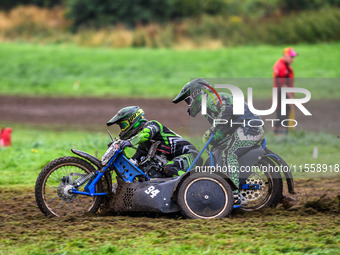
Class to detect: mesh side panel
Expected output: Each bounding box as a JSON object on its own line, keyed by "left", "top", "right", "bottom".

{"left": 123, "top": 187, "right": 136, "bottom": 209}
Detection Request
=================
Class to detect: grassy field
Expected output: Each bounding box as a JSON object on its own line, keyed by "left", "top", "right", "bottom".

{"left": 0, "top": 42, "right": 340, "bottom": 99}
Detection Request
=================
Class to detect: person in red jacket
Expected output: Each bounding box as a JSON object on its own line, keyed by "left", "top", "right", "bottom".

{"left": 273, "top": 47, "right": 298, "bottom": 135}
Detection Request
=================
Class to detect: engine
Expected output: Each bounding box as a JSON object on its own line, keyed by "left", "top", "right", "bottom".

{"left": 141, "top": 159, "right": 165, "bottom": 178}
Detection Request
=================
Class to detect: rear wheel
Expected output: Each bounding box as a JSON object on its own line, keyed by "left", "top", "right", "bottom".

{"left": 238, "top": 158, "right": 282, "bottom": 211}
{"left": 176, "top": 173, "right": 234, "bottom": 219}
{"left": 35, "top": 157, "right": 104, "bottom": 217}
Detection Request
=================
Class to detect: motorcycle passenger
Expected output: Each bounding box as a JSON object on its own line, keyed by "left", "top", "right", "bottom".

{"left": 172, "top": 78, "right": 264, "bottom": 192}
{"left": 107, "top": 106, "right": 199, "bottom": 177}
{"left": 173, "top": 78, "right": 297, "bottom": 208}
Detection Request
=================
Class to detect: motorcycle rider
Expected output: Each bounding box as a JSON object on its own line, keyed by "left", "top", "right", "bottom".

{"left": 107, "top": 106, "right": 199, "bottom": 177}
{"left": 172, "top": 78, "right": 297, "bottom": 208}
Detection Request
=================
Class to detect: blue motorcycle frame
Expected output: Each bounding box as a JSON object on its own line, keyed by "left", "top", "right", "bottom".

{"left": 71, "top": 134, "right": 223, "bottom": 197}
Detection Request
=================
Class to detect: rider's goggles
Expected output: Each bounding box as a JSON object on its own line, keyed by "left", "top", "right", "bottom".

{"left": 119, "top": 109, "right": 144, "bottom": 132}
{"left": 119, "top": 120, "right": 130, "bottom": 131}
{"left": 184, "top": 96, "right": 193, "bottom": 106}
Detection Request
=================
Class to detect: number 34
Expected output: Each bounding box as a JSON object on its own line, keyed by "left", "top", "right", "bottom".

{"left": 145, "top": 186, "right": 160, "bottom": 198}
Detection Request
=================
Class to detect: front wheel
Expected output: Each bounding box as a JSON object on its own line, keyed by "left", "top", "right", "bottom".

{"left": 35, "top": 157, "right": 104, "bottom": 217}
{"left": 176, "top": 173, "right": 234, "bottom": 219}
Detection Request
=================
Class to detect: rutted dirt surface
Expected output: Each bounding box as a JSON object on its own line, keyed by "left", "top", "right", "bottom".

{"left": 1, "top": 95, "right": 340, "bottom": 134}
{"left": 0, "top": 179, "right": 339, "bottom": 219}
{"left": 0, "top": 95, "right": 191, "bottom": 133}
{"left": 0, "top": 179, "right": 339, "bottom": 253}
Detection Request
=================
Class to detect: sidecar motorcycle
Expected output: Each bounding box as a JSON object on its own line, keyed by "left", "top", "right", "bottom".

{"left": 35, "top": 134, "right": 295, "bottom": 219}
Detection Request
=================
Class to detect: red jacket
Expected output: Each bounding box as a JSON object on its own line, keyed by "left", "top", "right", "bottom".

{"left": 273, "top": 58, "right": 294, "bottom": 99}
{"left": 273, "top": 58, "right": 294, "bottom": 87}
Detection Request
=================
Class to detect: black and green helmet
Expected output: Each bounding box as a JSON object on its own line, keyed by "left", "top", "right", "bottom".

{"left": 107, "top": 106, "right": 146, "bottom": 139}
{"left": 172, "top": 78, "right": 212, "bottom": 117}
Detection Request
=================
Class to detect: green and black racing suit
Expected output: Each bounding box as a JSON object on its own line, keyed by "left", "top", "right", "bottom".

{"left": 128, "top": 120, "right": 199, "bottom": 177}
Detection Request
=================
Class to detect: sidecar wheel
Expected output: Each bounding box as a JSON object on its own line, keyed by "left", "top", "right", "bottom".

{"left": 35, "top": 157, "right": 104, "bottom": 217}
{"left": 176, "top": 173, "right": 233, "bottom": 219}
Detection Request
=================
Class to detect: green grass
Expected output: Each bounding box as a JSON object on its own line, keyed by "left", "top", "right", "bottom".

{"left": 0, "top": 125, "right": 339, "bottom": 186}
{"left": 0, "top": 126, "right": 109, "bottom": 185}
{"left": 1, "top": 214, "right": 339, "bottom": 255}
{"left": 0, "top": 42, "right": 340, "bottom": 99}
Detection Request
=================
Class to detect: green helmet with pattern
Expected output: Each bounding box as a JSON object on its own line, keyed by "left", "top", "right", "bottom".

{"left": 107, "top": 106, "right": 147, "bottom": 140}
{"left": 172, "top": 78, "right": 212, "bottom": 117}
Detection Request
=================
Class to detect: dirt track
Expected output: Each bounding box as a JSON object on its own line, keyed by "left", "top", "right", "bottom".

{"left": 0, "top": 178, "right": 339, "bottom": 253}
{"left": 0, "top": 95, "right": 339, "bottom": 135}
{"left": 1, "top": 178, "right": 338, "bottom": 218}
